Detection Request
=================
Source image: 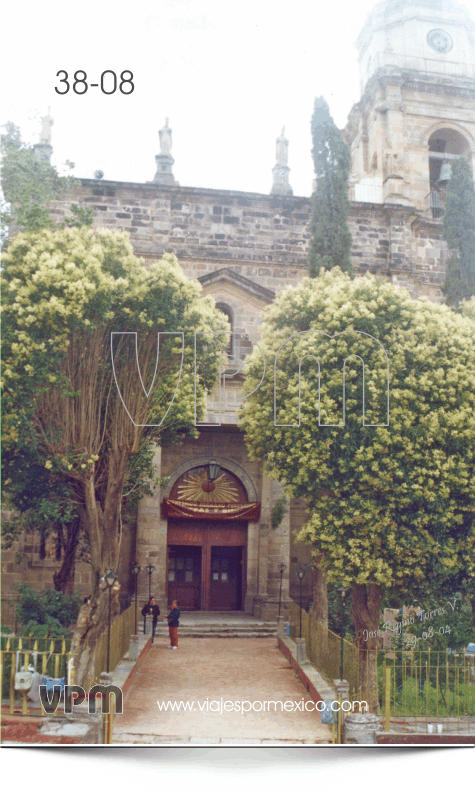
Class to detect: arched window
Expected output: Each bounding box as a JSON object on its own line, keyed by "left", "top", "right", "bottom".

{"left": 216, "top": 302, "right": 233, "bottom": 356}
{"left": 428, "top": 128, "right": 471, "bottom": 189}
{"left": 427, "top": 128, "right": 471, "bottom": 218}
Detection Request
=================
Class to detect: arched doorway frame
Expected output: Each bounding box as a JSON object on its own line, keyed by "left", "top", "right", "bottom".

{"left": 164, "top": 457, "right": 259, "bottom": 612}
{"left": 163, "top": 455, "right": 258, "bottom": 501}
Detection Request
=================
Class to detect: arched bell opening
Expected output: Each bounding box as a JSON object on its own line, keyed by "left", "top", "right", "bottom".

{"left": 427, "top": 128, "right": 471, "bottom": 217}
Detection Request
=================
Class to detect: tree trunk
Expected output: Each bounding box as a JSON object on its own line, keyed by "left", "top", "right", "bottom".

{"left": 310, "top": 565, "right": 328, "bottom": 627}
{"left": 53, "top": 518, "right": 81, "bottom": 593}
{"left": 70, "top": 584, "right": 121, "bottom": 688}
{"left": 472, "top": 596, "right": 475, "bottom": 631}
{"left": 350, "top": 583, "right": 382, "bottom": 712}
{"left": 71, "top": 472, "right": 124, "bottom": 687}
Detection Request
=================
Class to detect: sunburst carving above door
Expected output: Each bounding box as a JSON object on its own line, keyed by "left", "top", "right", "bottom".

{"left": 177, "top": 468, "right": 238, "bottom": 503}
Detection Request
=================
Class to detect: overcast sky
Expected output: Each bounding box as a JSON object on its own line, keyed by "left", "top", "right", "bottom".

{"left": 0, "top": 0, "right": 475, "bottom": 195}
{"left": 2, "top": 0, "right": 475, "bottom": 196}
{"left": 2, "top": 5, "right": 474, "bottom": 782}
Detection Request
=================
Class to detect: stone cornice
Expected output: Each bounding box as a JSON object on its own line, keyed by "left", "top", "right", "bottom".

{"left": 198, "top": 267, "right": 276, "bottom": 303}
{"left": 79, "top": 178, "right": 311, "bottom": 207}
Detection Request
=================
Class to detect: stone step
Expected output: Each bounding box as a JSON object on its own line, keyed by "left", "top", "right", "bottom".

{"left": 147, "top": 626, "right": 276, "bottom": 637}
{"left": 144, "top": 622, "right": 276, "bottom": 633}
{"left": 151, "top": 632, "right": 275, "bottom": 639}
{"left": 153, "top": 623, "right": 276, "bottom": 628}
{"left": 153, "top": 623, "right": 276, "bottom": 630}
{"left": 147, "top": 618, "right": 277, "bottom": 628}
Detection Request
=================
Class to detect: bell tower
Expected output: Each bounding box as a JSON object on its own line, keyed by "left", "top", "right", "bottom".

{"left": 345, "top": 0, "right": 475, "bottom": 216}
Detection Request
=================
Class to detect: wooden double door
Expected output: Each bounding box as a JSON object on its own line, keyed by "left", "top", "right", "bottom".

{"left": 167, "top": 521, "right": 247, "bottom": 611}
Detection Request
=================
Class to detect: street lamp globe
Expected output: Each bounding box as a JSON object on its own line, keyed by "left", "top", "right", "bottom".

{"left": 104, "top": 569, "right": 118, "bottom": 589}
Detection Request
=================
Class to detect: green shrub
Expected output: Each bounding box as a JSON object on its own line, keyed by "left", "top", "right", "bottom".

{"left": 14, "top": 583, "right": 82, "bottom": 633}
{"left": 23, "top": 617, "right": 71, "bottom": 638}
{"left": 0, "top": 625, "right": 13, "bottom": 635}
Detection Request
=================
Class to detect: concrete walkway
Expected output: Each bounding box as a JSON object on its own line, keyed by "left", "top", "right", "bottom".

{"left": 113, "top": 636, "right": 332, "bottom": 745}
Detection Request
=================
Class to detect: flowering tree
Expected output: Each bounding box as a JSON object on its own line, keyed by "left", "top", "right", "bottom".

{"left": 240, "top": 269, "right": 475, "bottom": 708}
{"left": 2, "top": 226, "right": 227, "bottom": 682}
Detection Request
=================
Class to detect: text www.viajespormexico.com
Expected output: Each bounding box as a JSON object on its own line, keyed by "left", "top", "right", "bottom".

{"left": 156, "top": 699, "right": 368, "bottom": 714}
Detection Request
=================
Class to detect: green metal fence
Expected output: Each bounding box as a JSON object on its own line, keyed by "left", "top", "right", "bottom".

{"left": 1, "top": 636, "right": 71, "bottom": 715}
{"left": 289, "top": 601, "right": 363, "bottom": 699}
{"left": 381, "top": 649, "right": 475, "bottom": 734}
{"left": 91, "top": 604, "right": 135, "bottom": 687}
{"left": 288, "top": 600, "right": 475, "bottom": 734}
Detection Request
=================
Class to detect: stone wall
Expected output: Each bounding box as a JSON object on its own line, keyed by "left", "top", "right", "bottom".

{"left": 49, "top": 179, "right": 449, "bottom": 299}
{"left": 1, "top": 529, "right": 93, "bottom": 630}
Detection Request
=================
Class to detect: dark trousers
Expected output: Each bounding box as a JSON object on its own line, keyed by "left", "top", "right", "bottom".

{"left": 152, "top": 621, "right": 157, "bottom": 643}
{"left": 169, "top": 626, "right": 178, "bottom": 647}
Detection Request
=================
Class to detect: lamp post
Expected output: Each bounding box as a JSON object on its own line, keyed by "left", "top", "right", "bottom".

{"left": 208, "top": 459, "right": 220, "bottom": 482}
{"left": 103, "top": 569, "right": 118, "bottom": 673}
{"left": 145, "top": 564, "right": 155, "bottom": 600}
{"left": 278, "top": 563, "right": 286, "bottom": 617}
{"left": 296, "top": 566, "right": 306, "bottom": 638}
{"left": 337, "top": 586, "right": 347, "bottom": 681}
{"left": 130, "top": 562, "right": 141, "bottom": 635}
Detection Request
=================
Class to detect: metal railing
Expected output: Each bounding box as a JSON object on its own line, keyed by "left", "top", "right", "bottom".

{"left": 1, "top": 607, "right": 136, "bottom": 735}
{"left": 91, "top": 604, "right": 135, "bottom": 687}
{"left": 288, "top": 601, "right": 475, "bottom": 734}
{"left": 425, "top": 190, "right": 446, "bottom": 219}
{"left": 289, "top": 601, "right": 364, "bottom": 701}
{"left": 366, "top": 52, "right": 475, "bottom": 88}
{"left": 382, "top": 650, "right": 475, "bottom": 735}
{"left": 1, "top": 636, "right": 71, "bottom": 716}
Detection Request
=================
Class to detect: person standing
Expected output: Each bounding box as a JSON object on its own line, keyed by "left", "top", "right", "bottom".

{"left": 167, "top": 600, "right": 180, "bottom": 649}
{"left": 141, "top": 597, "right": 160, "bottom": 644}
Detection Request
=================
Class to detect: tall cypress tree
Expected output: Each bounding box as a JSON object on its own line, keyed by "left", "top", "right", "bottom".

{"left": 442, "top": 157, "right": 475, "bottom": 307}
{"left": 308, "top": 96, "right": 353, "bottom": 277}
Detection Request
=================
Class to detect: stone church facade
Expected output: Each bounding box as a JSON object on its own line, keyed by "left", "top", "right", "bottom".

{"left": 2, "top": 0, "right": 474, "bottom": 622}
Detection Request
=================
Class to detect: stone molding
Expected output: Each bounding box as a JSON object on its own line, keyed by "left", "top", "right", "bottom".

{"left": 162, "top": 455, "right": 259, "bottom": 502}
{"left": 198, "top": 267, "right": 276, "bottom": 303}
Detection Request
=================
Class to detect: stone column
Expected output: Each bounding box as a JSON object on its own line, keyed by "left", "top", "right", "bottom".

{"left": 296, "top": 637, "right": 306, "bottom": 665}
{"left": 270, "top": 127, "right": 293, "bottom": 196}
{"left": 333, "top": 679, "right": 350, "bottom": 704}
{"left": 252, "top": 474, "right": 271, "bottom": 618}
{"left": 153, "top": 118, "right": 176, "bottom": 186}
{"left": 244, "top": 520, "right": 259, "bottom": 614}
{"left": 33, "top": 143, "right": 53, "bottom": 164}
{"left": 34, "top": 109, "right": 54, "bottom": 164}
{"left": 255, "top": 479, "right": 290, "bottom": 620}
{"left": 344, "top": 713, "right": 381, "bottom": 744}
{"left": 153, "top": 153, "right": 175, "bottom": 185}
{"left": 135, "top": 446, "right": 167, "bottom": 609}
{"left": 382, "top": 81, "right": 411, "bottom": 207}
{"left": 129, "top": 634, "right": 139, "bottom": 661}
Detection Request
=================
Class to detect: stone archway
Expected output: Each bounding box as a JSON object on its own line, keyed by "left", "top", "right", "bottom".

{"left": 165, "top": 464, "right": 259, "bottom": 611}
{"left": 163, "top": 455, "right": 259, "bottom": 502}
{"left": 135, "top": 448, "right": 290, "bottom": 619}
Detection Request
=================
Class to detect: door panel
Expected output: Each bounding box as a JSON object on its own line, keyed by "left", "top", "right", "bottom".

{"left": 166, "top": 522, "right": 248, "bottom": 610}
{"left": 209, "top": 546, "right": 243, "bottom": 610}
{"left": 167, "top": 545, "right": 201, "bottom": 609}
